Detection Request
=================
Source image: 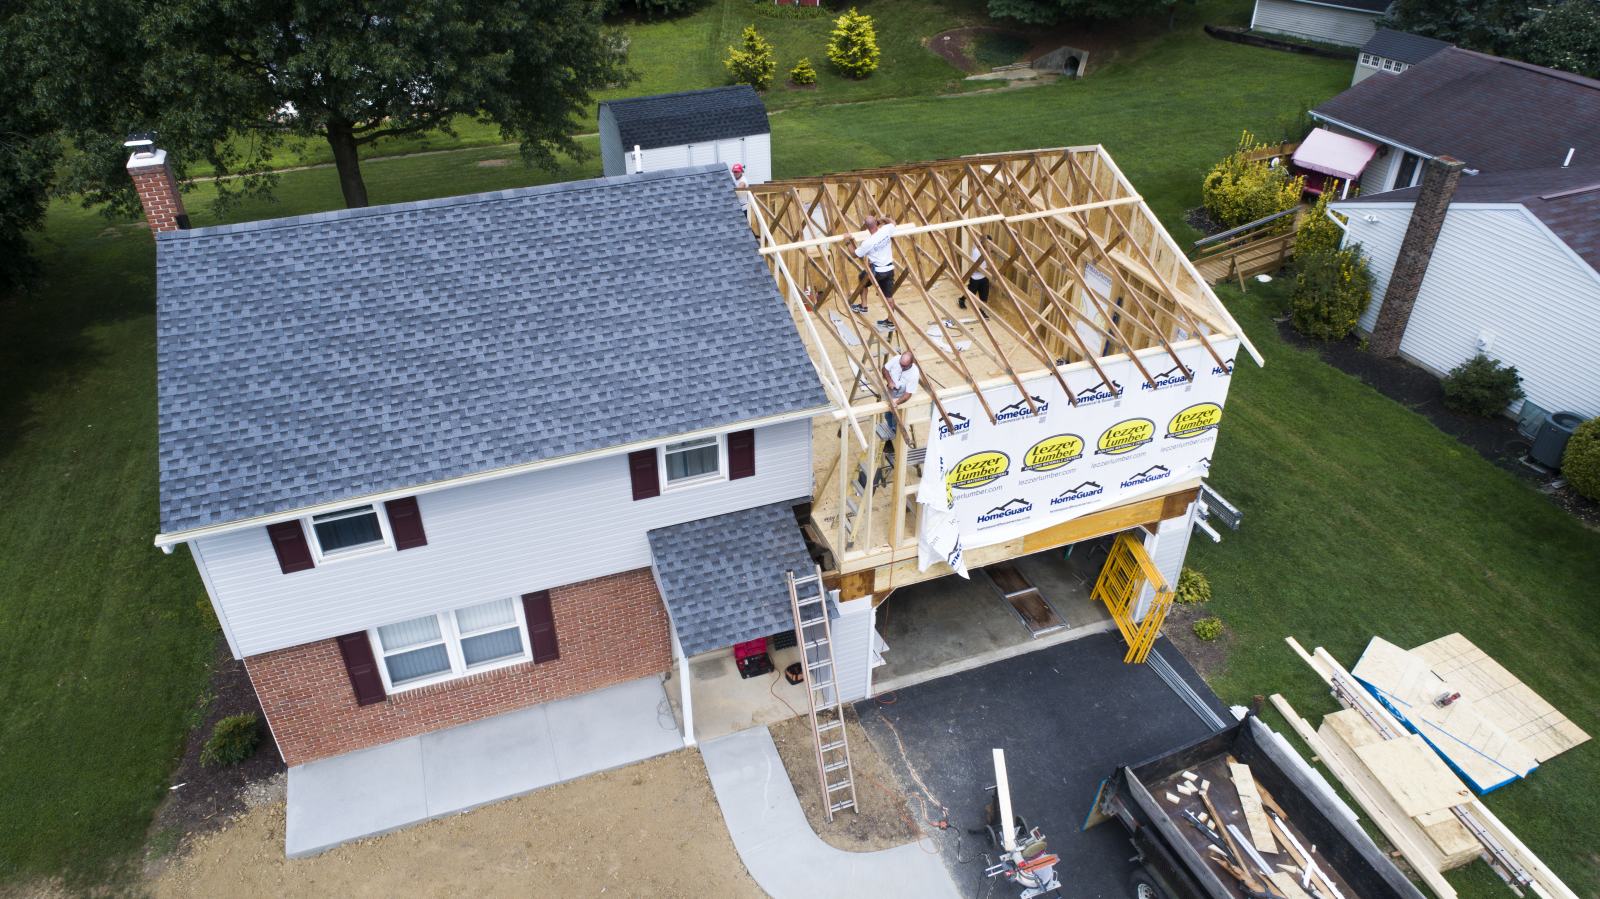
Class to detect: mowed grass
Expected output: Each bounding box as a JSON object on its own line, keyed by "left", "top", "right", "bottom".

{"left": 1193, "top": 282, "right": 1600, "bottom": 898}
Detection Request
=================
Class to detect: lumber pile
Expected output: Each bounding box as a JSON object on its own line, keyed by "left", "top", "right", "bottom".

{"left": 1273, "top": 637, "right": 1581, "bottom": 899}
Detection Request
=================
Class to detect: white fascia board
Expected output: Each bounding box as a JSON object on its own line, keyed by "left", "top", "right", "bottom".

{"left": 1308, "top": 113, "right": 1435, "bottom": 162}
{"left": 154, "top": 404, "right": 831, "bottom": 549}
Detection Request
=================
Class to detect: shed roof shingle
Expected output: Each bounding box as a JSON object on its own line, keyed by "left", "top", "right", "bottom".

{"left": 1314, "top": 48, "right": 1600, "bottom": 174}
{"left": 156, "top": 165, "right": 829, "bottom": 535}
{"left": 648, "top": 499, "right": 813, "bottom": 656}
{"left": 1360, "top": 28, "right": 1451, "bottom": 65}
{"left": 601, "top": 86, "right": 770, "bottom": 152}
{"left": 1338, "top": 165, "right": 1600, "bottom": 274}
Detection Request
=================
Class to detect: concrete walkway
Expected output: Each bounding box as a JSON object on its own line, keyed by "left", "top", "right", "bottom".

{"left": 701, "top": 727, "right": 961, "bottom": 899}
{"left": 285, "top": 675, "right": 683, "bottom": 857}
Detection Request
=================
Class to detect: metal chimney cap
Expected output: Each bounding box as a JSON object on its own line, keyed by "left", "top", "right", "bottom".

{"left": 123, "top": 132, "right": 157, "bottom": 152}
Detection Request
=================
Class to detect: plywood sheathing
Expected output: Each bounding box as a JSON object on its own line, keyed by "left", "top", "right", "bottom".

{"left": 1412, "top": 633, "right": 1590, "bottom": 764}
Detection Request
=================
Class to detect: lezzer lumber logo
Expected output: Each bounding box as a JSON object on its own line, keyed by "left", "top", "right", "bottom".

{"left": 1095, "top": 418, "right": 1155, "bottom": 455}
{"left": 1022, "top": 434, "right": 1085, "bottom": 472}
{"left": 946, "top": 450, "right": 1010, "bottom": 490}
{"left": 1166, "top": 402, "right": 1222, "bottom": 439}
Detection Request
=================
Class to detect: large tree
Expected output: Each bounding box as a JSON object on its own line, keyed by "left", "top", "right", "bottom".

{"left": 986, "top": 0, "right": 1173, "bottom": 28}
{"left": 0, "top": 4, "right": 62, "bottom": 292}
{"left": 40, "top": 0, "right": 629, "bottom": 211}
{"left": 1382, "top": 0, "right": 1537, "bottom": 57}
{"left": 1515, "top": 0, "right": 1600, "bottom": 80}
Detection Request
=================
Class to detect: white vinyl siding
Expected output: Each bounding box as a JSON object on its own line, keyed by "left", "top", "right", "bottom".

{"left": 1253, "top": 0, "right": 1382, "bottom": 47}
{"left": 1136, "top": 506, "right": 1196, "bottom": 621}
{"left": 601, "top": 132, "right": 773, "bottom": 186}
{"left": 829, "top": 595, "right": 877, "bottom": 703}
{"left": 1341, "top": 202, "right": 1600, "bottom": 419}
{"left": 598, "top": 107, "right": 625, "bottom": 177}
{"left": 198, "top": 418, "right": 815, "bottom": 657}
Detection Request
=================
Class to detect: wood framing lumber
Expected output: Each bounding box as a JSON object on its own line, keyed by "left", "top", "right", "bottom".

{"left": 1229, "top": 761, "right": 1279, "bottom": 854}
{"left": 1270, "top": 872, "right": 1315, "bottom": 899}
{"left": 1351, "top": 736, "right": 1474, "bottom": 818}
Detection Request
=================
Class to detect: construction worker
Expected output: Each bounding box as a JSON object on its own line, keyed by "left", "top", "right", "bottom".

{"left": 962, "top": 234, "right": 995, "bottom": 313}
{"left": 881, "top": 349, "right": 920, "bottom": 438}
{"left": 730, "top": 163, "right": 750, "bottom": 212}
{"left": 854, "top": 215, "right": 898, "bottom": 307}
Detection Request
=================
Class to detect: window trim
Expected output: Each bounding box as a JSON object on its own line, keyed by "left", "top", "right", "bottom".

{"left": 369, "top": 598, "right": 533, "bottom": 694}
{"left": 659, "top": 433, "right": 729, "bottom": 491}
{"left": 305, "top": 503, "right": 394, "bottom": 564}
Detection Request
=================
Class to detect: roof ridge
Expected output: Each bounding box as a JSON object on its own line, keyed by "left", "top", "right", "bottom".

{"left": 157, "top": 164, "right": 729, "bottom": 242}
{"left": 1453, "top": 47, "right": 1600, "bottom": 91}
{"left": 602, "top": 85, "right": 755, "bottom": 108}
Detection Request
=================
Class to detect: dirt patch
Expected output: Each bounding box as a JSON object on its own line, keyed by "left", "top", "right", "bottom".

{"left": 474, "top": 157, "right": 512, "bottom": 167}
{"left": 1273, "top": 317, "right": 1600, "bottom": 529}
{"left": 770, "top": 710, "right": 923, "bottom": 852}
{"left": 1162, "top": 601, "right": 1232, "bottom": 680}
{"left": 1184, "top": 205, "right": 1228, "bottom": 238}
{"left": 928, "top": 26, "right": 1011, "bottom": 74}
{"left": 144, "top": 638, "right": 286, "bottom": 873}
{"left": 147, "top": 749, "right": 759, "bottom": 898}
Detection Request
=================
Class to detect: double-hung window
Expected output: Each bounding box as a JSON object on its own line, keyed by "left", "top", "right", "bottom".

{"left": 661, "top": 434, "right": 724, "bottom": 487}
{"left": 372, "top": 598, "right": 530, "bottom": 691}
{"left": 309, "top": 504, "right": 390, "bottom": 559}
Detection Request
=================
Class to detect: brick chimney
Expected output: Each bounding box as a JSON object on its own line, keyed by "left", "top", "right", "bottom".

{"left": 1369, "top": 155, "right": 1464, "bottom": 357}
{"left": 125, "top": 139, "right": 189, "bottom": 232}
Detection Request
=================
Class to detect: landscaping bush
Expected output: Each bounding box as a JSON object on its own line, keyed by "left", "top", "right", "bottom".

{"left": 725, "top": 25, "right": 776, "bottom": 90}
{"left": 1563, "top": 417, "right": 1600, "bottom": 500}
{"left": 1175, "top": 567, "right": 1212, "bottom": 605}
{"left": 1193, "top": 617, "right": 1224, "bottom": 642}
{"left": 1295, "top": 190, "right": 1343, "bottom": 258}
{"left": 1201, "top": 131, "right": 1304, "bottom": 229}
{"left": 1290, "top": 243, "right": 1371, "bottom": 341}
{"left": 827, "top": 8, "right": 881, "bottom": 79}
{"left": 790, "top": 57, "right": 817, "bottom": 86}
{"left": 200, "top": 713, "right": 261, "bottom": 767}
{"left": 1441, "top": 354, "right": 1525, "bottom": 416}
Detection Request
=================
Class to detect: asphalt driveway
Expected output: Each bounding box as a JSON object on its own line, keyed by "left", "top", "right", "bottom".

{"left": 855, "top": 631, "right": 1229, "bottom": 899}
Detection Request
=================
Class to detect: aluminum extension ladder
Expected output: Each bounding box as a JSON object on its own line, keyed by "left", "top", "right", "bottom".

{"left": 786, "top": 566, "right": 858, "bottom": 821}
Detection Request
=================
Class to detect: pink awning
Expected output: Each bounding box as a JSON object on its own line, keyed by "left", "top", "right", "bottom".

{"left": 1292, "top": 128, "right": 1379, "bottom": 181}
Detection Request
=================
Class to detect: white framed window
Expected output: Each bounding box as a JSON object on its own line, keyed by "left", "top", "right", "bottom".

{"left": 660, "top": 434, "right": 726, "bottom": 488}
{"left": 1359, "top": 52, "right": 1377, "bottom": 67}
{"left": 371, "top": 597, "right": 531, "bottom": 692}
{"left": 308, "top": 504, "right": 392, "bottom": 561}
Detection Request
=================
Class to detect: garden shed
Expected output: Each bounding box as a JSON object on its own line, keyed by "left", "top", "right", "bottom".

{"left": 598, "top": 85, "right": 772, "bottom": 184}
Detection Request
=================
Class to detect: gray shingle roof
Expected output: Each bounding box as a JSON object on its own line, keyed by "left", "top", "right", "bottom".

{"left": 601, "top": 86, "right": 770, "bottom": 151}
{"left": 1292, "top": 0, "right": 1389, "bottom": 12}
{"left": 156, "top": 165, "right": 829, "bottom": 535}
{"left": 648, "top": 499, "right": 813, "bottom": 656}
{"left": 1360, "top": 28, "right": 1451, "bottom": 65}
{"left": 1338, "top": 165, "right": 1600, "bottom": 273}
{"left": 1314, "top": 48, "right": 1600, "bottom": 174}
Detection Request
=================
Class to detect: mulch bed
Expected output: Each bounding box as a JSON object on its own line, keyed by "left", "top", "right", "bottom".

{"left": 146, "top": 637, "right": 286, "bottom": 856}
{"left": 1184, "top": 205, "right": 1228, "bottom": 238}
{"left": 1270, "top": 311, "right": 1600, "bottom": 528}
{"left": 1164, "top": 601, "right": 1231, "bottom": 680}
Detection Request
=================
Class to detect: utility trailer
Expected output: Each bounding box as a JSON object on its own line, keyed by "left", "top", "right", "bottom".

{"left": 1088, "top": 716, "right": 1426, "bottom": 899}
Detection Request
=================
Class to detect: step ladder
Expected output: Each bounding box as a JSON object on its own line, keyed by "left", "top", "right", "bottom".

{"left": 786, "top": 565, "right": 858, "bottom": 822}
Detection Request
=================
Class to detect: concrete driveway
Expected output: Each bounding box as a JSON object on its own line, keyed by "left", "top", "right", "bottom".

{"left": 855, "top": 631, "right": 1229, "bottom": 899}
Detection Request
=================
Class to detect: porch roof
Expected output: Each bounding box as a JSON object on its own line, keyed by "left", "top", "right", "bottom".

{"left": 1292, "top": 127, "right": 1378, "bottom": 181}
{"left": 648, "top": 499, "right": 813, "bottom": 657}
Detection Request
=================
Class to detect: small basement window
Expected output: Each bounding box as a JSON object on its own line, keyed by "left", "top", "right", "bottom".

{"left": 310, "top": 504, "right": 389, "bottom": 558}
{"left": 372, "top": 598, "right": 531, "bottom": 691}
{"left": 662, "top": 435, "right": 723, "bottom": 486}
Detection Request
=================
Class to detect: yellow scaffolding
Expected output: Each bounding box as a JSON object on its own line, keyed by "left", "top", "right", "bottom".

{"left": 1091, "top": 532, "right": 1175, "bottom": 663}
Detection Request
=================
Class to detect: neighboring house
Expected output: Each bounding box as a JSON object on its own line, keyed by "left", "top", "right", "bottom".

{"left": 1313, "top": 48, "right": 1600, "bottom": 195}
{"left": 599, "top": 85, "right": 772, "bottom": 184}
{"left": 1250, "top": 0, "right": 1389, "bottom": 48}
{"left": 140, "top": 156, "right": 829, "bottom": 768}
{"left": 1352, "top": 28, "right": 1450, "bottom": 84}
{"left": 1334, "top": 165, "right": 1600, "bottom": 420}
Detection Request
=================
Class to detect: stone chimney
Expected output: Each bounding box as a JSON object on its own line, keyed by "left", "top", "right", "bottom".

{"left": 125, "top": 138, "right": 189, "bottom": 232}
{"left": 1369, "top": 155, "right": 1464, "bottom": 357}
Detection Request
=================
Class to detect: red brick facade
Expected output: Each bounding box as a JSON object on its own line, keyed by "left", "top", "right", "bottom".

{"left": 127, "top": 153, "right": 189, "bottom": 233}
{"left": 245, "top": 568, "right": 671, "bottom": 765}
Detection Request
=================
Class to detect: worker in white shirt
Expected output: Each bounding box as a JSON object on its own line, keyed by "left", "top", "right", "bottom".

{"left": 881, "top": 349, "right": 920, "bottom": 438}
{"left": 962, "top": 235, "right": 995, "bottom": 312}
{"left": 853, "top": 216, "right": 898, "bottom": 306}
{"left": 731, "top": 163, "right": 750, "bottom": 211}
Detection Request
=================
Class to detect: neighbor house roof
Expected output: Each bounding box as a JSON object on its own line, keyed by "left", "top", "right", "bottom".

{"left": 1313, "top": 48, "right": 1600, "bottom": 174}
{"left": 600, "top": 86, "right": 770, "bottom": 152}
{"left": 156, "top": 165, "right": 829, "bottom": 536}
{"left": 1285, "top": 0, "right": 1390, "bottom": 12}
{"left": 1337, "top": 165, "right": 1600, "bottom": 274}
{"left": 647, "top": 499, "right": 812, "bottom": 656}
{"left": 1360, "top": 28, "right": 1450, "bottom": 65}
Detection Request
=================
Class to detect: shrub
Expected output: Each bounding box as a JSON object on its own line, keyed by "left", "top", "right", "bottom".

{"left": 1295, "top": 190, "right": 1343, "bottom": 259}
{"left": 725, "top": 25, "right": 776, "bottom": 90}
{"left": 1201, "top": 131, "right": 1304, "bottom": 229}
{"left": 1175, "top": 567, "right": 1212, "bottom": 605}
{"left": 1193, "top": 617, "right": 1224, "bottom": 642}
{"left": 827, "top": 8, "right": 881, "bottom": 79}
{"left": 200, "top": 713, "right": 261, "bottom": 767}
{"left": 1441, "top": 354, "right": 1525, "bottom": 416}
{"left": 790, "top": 56, "right": 817, "bottom": 86}
{"left": 1563, "top": 417, "right": 1600, "bottom": 500}
{"left": 1291, "top": 244, "right": 1372, "bottom": 341}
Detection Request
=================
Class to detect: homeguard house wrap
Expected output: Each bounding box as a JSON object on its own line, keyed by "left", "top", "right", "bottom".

{"left": 140, "top": 139, "right": 1255, "bottom": 839}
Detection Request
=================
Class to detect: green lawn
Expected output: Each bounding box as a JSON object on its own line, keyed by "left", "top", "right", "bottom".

{"left": 1195, "top": 281, "right": 1600, "bottom": 898}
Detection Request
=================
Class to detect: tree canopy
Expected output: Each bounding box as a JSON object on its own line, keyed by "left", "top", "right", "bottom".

{"left": 986, "top": 0, "right": 1172, "bottom": 28}
{"left": 0, "top": 4, "right": 63, "bottom": 291}
{"left": 32, "top": 0, "right": 630, "bottom": 212}
{"left": 1384, "top": 0, "right": 1599, "bottom": 79}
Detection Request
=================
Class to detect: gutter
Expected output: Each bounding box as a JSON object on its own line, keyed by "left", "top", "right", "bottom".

{"left": 1308, "top": 112, "right": 1437, "bottom": 163}
{"left": 153, "top": 403, "right": 832, "bottom": 551}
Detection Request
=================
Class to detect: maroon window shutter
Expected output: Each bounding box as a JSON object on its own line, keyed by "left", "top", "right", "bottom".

{"left": 336, "top": 633, "right": 387, "bottom": 706}
{"left": 266, "top": 520, "right": 315, "bottom": 574}
{"left": 522, "top": 591, "right": 560, "bottom": 663}
{"left": 384, "top": 496, "right": 428, "bottom": 550}
{"left": 728, "top": 429, "right": 756, "bottom": 480}
{"left": 628, "top": 449, "right": 660, "bottom": 500}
